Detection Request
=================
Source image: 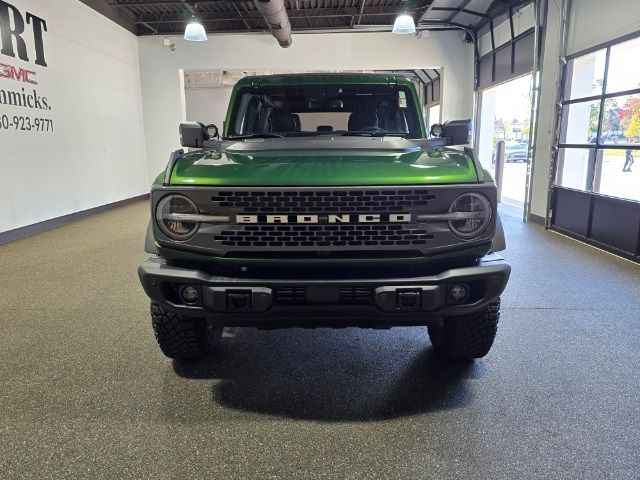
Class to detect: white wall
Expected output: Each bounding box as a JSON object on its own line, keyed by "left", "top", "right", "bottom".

{"left": 477, "top": 88, "right": 497, "bottom": 170}
{"left": 529, "top": 0, "right": 562, "bottom": 218}
{"left": 567, "top": 0, "right": 640, "bottom": 55}
{"left": 184, "top": 87, "right": 232, "bottom": 128}
{"left": 138, "top": 31, "right": 475, "bottom": 181}
{"left": 529, "top": 0, "right": 640, "bottom": 218}
{"left": 0, "top": 0, "right": 148, "bottom": 234}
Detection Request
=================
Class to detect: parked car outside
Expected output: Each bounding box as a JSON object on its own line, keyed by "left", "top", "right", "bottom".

{"left": 505, "top": 142, "right": 528, "bottom": 162}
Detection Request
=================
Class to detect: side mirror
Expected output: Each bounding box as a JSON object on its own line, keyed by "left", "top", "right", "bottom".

{"left": 430, "top": 119, "right": 472, "bottom": 146}
{"left": 179, "top": 122, "right": 206, "bottom": 148}
{"left": 179, "top": 122, "right": 219, "bottom": 148}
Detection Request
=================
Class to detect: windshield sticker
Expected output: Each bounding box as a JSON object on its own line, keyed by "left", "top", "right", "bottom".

{"left": 398, "top": 91, "right": 407, "bottom": 108}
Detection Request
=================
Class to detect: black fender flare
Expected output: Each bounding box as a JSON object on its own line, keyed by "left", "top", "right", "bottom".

{"left": 144, "top": 219, "right": 159, "bottom": 254}
{"left": 491, "top": 212, "right": 506, "bottom": 252}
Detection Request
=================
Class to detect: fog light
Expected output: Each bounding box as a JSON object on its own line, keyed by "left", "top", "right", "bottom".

{"left": 449, "top": 283, "right": 468, "bottom": 302}
{"left": 179, "top": 285, "right": 200, "bottom": 305}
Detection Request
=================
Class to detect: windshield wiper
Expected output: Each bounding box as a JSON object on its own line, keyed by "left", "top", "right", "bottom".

{"left": 226, "top": 133, "right": 286, "bottom": 140}
{"left": 340, "top": 131, "right": 406, "bottom": 137}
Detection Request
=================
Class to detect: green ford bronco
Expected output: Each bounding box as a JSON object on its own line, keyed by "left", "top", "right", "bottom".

{"left": 138, "top": 73, "right": 510, "bottom": 361}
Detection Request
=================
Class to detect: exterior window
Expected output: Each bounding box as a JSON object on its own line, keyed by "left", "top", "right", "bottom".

{"left": 556, "top": 35, "right": 640, "bottom": 202}
{"left": 606, "top": 38, "right": 640, "bottom": 93}
{"left": 595, "top": 149, "right": 639, "bottom": 201}
{"left": 555, "top": 148, "right": 593, "bottom": 190}
{"left": 600, "top": 93, "right": 640, "bottom": 145}
{"left": 566, "top": 49, "right": 606, "bottom": 99}
{"left": 560, "top": 100, "right": 600, "bottom": 144}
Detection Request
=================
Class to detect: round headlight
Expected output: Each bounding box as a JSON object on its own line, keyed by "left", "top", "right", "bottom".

{"left": 156, "top": 194, "right": 200, "bottom": 240}
{"left": 448, "top": 193, "right": 492, "bottom": 239}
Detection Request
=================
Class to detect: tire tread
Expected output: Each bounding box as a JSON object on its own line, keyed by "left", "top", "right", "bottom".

{"left": 429, "top": 299, "right": 500, "bottom": 360}
{"left": 150, "top": 303, "right": 210, "bottom": 360}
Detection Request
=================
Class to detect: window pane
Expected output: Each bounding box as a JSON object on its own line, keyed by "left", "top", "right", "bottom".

{"left": 599, "top": 93, "right": 640, "bottom": 145}
{"left": 566, "top": 49, "right": 606, "bottom": 99}
{"left": 594, "top": 148, "right": 640, "bottom": 201}
{"left": 606, "top": 37, "right": 640, "bottom": 94}
{"left": 560, "top": 100, "right": 600, "bottom": 144}
{"left": 555, "top": 148, "right": 594, "bottom": 190}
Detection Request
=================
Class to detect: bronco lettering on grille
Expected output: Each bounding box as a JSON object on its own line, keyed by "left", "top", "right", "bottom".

{"left": 236, "top": 213, "right": 412, "bottom": 224}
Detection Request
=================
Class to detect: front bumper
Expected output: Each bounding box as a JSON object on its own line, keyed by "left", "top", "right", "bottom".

{"left": 138, "top": 254, "right": 510, "bottom": 327}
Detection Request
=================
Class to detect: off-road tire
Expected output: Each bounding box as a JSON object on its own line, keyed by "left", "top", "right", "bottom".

{"left": 150, "top": 302, "right": 222, "bottom": 361}
{"left": 427, "top": 299, "right": 500, "bottom": 360}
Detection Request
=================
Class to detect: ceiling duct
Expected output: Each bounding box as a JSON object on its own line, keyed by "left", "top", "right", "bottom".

{"left": 254, "top": 0, "right": 292, "bottom": 48}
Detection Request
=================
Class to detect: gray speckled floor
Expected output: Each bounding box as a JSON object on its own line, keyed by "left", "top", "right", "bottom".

{"left": 0, "top": 201, "right": 639, "bottom": 480}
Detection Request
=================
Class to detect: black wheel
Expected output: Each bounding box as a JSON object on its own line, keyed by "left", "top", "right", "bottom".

{"left": 150, "top": 302, "right": 223, "bottom": 361}
{"left": 427, "top": 299, "right": 500, "bottom": 360}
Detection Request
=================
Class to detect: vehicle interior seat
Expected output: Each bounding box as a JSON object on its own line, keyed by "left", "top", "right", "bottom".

{"left": 270, "top": 111, "right": 301, "bottom": 133}
{"left": 348, "top": 105, "right": 379, "bottom": 131}
{"left": 377, "top": 108, "right": 408, "bottom": 133}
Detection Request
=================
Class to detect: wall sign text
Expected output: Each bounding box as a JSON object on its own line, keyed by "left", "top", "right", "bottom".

{"left": 0, "top": 1, "right": 48, "bottom": 67}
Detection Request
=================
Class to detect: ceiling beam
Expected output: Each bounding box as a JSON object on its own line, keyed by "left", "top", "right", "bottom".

{"left": 180, "top": 0, "right": 196, "bottom": 16}
{"left": 430, "top": 7, "right": 489, "bottom": 19}
{"left": 232, "top": 2, "right": 252, "bottom": 30}
{"left": 443, "top": 0, "right": 474, "bottom": 23}
{"left": 136, "top": 6, "right": 406, "bottom": 25}
{"left": 112, "top": 0, "right": 246, "bottom": 6}
{"left": 351, "top": 0, "right": 366, "bottom": 28}
{"left": 416, "top": 0, "right": 437, "bottom": 24}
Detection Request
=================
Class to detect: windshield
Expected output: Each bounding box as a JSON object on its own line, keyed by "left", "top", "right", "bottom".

{"left": 227, "top": 83, "right": 423, "bottom": 139}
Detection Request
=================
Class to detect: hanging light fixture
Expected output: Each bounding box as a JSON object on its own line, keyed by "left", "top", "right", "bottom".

{"left": 184, "top": 18, "right": 207, "bottom": 42}
{"left": 392, "top": 14, "right": 416, "bottom": 35}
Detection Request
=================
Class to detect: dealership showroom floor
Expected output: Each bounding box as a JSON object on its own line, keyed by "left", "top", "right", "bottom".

{"left": 2, "top": 0, "right": 640, "bottom": 479}
{"left": 1, "top": 202, "right": 638, "bottom": 479}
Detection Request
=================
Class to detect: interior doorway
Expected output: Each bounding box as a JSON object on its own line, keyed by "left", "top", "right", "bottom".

{"left": 477, "top": 74, "right": 533, "bottom": 211}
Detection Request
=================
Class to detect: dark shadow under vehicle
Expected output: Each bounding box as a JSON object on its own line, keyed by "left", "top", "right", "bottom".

{"left": 167, "top": 327, "right": 483, "bottom": 422}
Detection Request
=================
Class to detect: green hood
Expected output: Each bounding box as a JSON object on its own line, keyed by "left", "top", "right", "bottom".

{"left": 169, "top": 138, "right": 479, "bottom": 186}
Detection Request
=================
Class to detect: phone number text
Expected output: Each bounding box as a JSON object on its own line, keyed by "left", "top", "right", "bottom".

{"left": 0, "top": 114, "right": 54, "bottom": 133}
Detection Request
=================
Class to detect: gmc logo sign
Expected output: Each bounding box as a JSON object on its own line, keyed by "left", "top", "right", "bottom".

{"left": 0, "top": 1, "right": 47, "bottom": 67}
{"left": 236, "top": 213, "right": 412, "bottom": 224}
{"left": 0, "top": 61, "right": 35, "bottom": 83}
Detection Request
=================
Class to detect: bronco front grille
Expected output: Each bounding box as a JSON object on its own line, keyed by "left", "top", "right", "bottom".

{"left": 153, "top": 184, "right": 497, "bottom": 256}
{"left": 274, "top": 286, "right": 373, "bottom": 305}
{"left": 210, "top": 189, "right": 436, "bottom": 213}
{"left": 213, "top": 224, "right": 434, "bottom": 248}
{"left": 339, "top": 287, "right": 373, "bottom": 304}
{"left": 275, "top": 287, "right": 307, "bottom": 304}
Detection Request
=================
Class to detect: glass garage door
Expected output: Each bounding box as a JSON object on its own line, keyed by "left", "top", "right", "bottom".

{"left": 551, "top": 34, "right": 640, "bottom": 261}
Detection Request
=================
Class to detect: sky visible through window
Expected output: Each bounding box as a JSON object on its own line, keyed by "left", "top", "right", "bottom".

{"left": 557, "top": 36, "right": 640, "bottom": 202}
